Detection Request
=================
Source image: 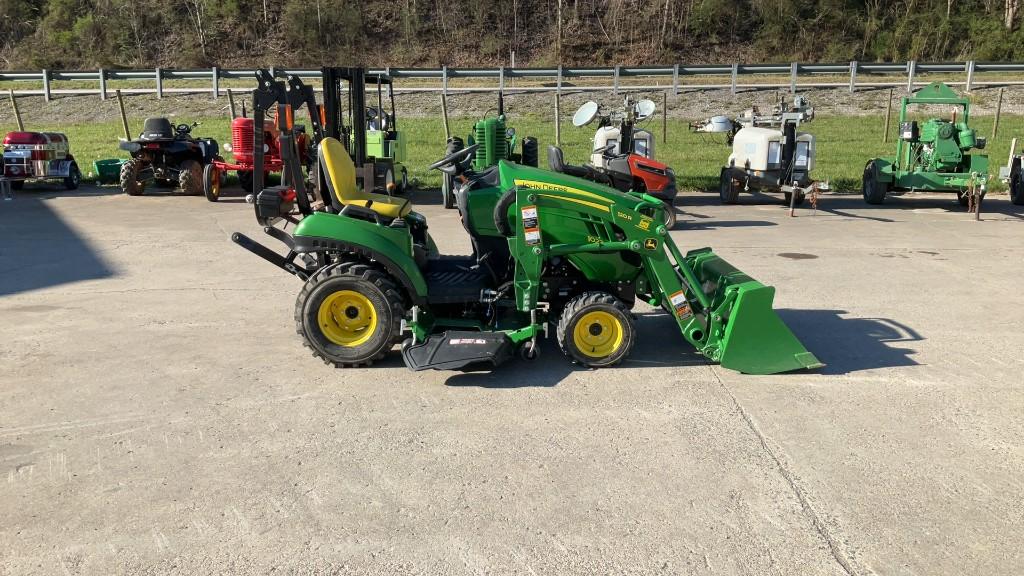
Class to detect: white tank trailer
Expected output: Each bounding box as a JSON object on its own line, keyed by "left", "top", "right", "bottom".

{"left": 692, "top": 95, "right": 827, "bottom": 206}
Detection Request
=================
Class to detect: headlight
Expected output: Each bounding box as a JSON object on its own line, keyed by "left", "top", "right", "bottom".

{"left": 263, "top": 144, "right": 269, "bottom": 153}
{"left": 223, "top": 143, "right": 232, "bottom": 152}
{"left": 506, "top": 128, "right": 516, "bottom": 138}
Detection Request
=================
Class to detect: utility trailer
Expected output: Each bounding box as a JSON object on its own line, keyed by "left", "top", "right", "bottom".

{"left": 2, "top": 131, "right": 81, "bottom": 190}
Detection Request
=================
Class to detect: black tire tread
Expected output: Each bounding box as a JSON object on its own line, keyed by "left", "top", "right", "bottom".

{"left": 120, "top": 157, "right": 145, "bottom": 196}
{"left": 555, "top": 291, "right": 636, "bottom": 368}
{"left": 293, "top": 262, "right": 407, "bottom": 368}
{"left": 179, "top": 159, "right": 202, "bottom": 195}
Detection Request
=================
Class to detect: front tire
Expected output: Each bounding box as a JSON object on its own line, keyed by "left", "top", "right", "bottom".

{"left": 295, "top": 263, "right": 407, "bottom": 367}
{"left": 556, "top": 292, "right": 636, "bottom": 368}
{"left": 442, "top": 173, "right": 457, "bottom": 209}
{"left": 719, "top": 168, "right": 740, "bottom": 204}
{"left": 203, "top": 163, "right": 220, "bottom": 202}
{"left": 179, "top": 160, "right": 202, "bottom": 195}
{"left": 662, "top": 201, "right": 677, "bottom": 229}
{"left": 862, "top": 160, "right": 888, "bottom": 205}
{"left": 120, "top": 157, "right": 145, "bottom": 196}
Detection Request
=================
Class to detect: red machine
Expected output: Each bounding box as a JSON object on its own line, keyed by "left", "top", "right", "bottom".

{"left": 204, "top": 116, "right": 309, "bottom": 202}
{"left": 2, "top": 131, "right": 81, "bottom": 190}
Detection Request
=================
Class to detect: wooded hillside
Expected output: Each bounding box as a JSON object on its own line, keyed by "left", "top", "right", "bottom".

{"left": 2, "top": 0, "right": 1022, "bottom": 69}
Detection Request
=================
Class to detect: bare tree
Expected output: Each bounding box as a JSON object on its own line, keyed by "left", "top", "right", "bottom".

{"left": 1007, "top": 0, "right": 1020, "bottom": 29}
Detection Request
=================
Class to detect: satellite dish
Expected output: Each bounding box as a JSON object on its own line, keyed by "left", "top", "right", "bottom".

{"left": 635, "top": 99, "right": 656, "bottom": 121}
{"left": 573, "top": 101, "right": 600, "bottom": 127}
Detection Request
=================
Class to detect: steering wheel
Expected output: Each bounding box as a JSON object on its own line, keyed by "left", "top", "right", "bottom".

{"left": 429, "top": 143, "right": 480, "bottom": 176}
{"left": 593, "top": 142, "right": 616, "bottom": 157}
{"left": 176, "top": 123, "right": 192, "bottom": 135}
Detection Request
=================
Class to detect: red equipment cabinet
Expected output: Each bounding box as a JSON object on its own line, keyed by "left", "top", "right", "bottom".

{"left": 2, "top": 131, "right": 82, "bottom": 190}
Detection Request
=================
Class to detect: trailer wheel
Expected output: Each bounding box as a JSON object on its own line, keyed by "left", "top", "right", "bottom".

{"left": 783, "top": 191, "right": 806, "bottom": 207}
{"left": 862, "top": 160, "right": 887, "bottom": 205}
{"left": 719, "top": 168, "right": 740, "bottom": 204}
{"left": 203, "top": 164, "right": 220, "bottom": 202}
{"left": 120, "top": 158, "right": 145, "bottom": 196}
{"left": 557, "top": 292, "right": 636, "bottom": 368}
{"left": 1010, "top": 158, "right": 1023, "bottom": 206}
{"left": 63, "top": 162, "right": 81, "bottom": 190}
{"left": 295, "top": 263, "right": 406, "bottom": 367}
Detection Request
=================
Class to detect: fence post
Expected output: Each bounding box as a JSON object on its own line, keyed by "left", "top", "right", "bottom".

{"left": 212, "top": 66, "right": 219, "bottom": 99}
{"left": 849, "top": 61, "right": 857, "bottom": 93}
{"left": 906, "top": 60, "right": 916, "bottom": 93}
{"left": 992, "top": 87, "right": 1004, "bottom": 140}
{"left": 8, "top": 90, "right": 24, "bottom": 131}
{"left": 613, "top": 65, "right": 620, "bottom": 95}
{"left": 499, "top": 66, "right": 504, "bottom": 94}
{"left": 555, "top": 66, "right": 562, "bottom": 146}
{"left": 965, "top": 60, "right": 975, "bottom": 93}
{"left": 227, "top": 89, "right": 236, "bottom": 118}
{"left": 442, "top": 65, "right": 448, "bottom": 97}
{"left": 42, "top": 69, "right": 51, "bottom": 102}
{"left": 672, "top": 63, "right": 679, "bottom": 95}
{"left": 883, "top": 88, "right": 894, "bottom": 143}
{"left": 99, "top": 68, "right": 107, "bottom": 100}
{"left": 730, "top": 63, "right": 738, "bottom": 95}
{"left": 155, "top": 67, "right": 163, "bottom": 99}
{"left": 790, "top": 62, "right": 798, "bottom": 93}
{"left": 662, "top": 91, "right": 667, "bottom": 144}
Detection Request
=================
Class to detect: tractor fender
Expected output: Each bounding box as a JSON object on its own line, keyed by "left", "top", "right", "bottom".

{"left": 291, "top": 235, "right": 428, "bottom": 306}
{"left": 493, "top": 187, "right": 518, "bottom": 237}
{"left": 871, "top": 157, "right": 895, "bottom": 183}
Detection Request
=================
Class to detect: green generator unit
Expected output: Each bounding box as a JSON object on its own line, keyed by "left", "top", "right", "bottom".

{"left": 863, "top": 82, "right": 989, "bottom": 206}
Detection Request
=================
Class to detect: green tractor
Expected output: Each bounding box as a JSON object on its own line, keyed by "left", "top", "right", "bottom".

{"left": 863, "top": 82, "right": 989, "bottom": 206}
{"left": 233, "top": 85, "right": 820, "bottom": 374}
{"left": 441, "top": 93, "right": 538, "bottom": 209}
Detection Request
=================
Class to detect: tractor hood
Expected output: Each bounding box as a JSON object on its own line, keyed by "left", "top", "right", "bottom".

{"left": 497, "top": 160, "right": 648, "bottom": 210}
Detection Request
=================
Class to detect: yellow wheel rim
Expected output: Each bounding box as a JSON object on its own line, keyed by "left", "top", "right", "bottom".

{"left": 211, "top": 170, "right": 220, "bottom": 197}
{"left": 572, "top": 310, "right": 624, "bottom": 358}
{"left": 317, "top": 290, "right": 378, "bottom": 347}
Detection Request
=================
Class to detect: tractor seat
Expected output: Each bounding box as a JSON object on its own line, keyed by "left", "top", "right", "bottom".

{"left": 547, "top": 145, "right": 594, "bottom": 179}
{"left": 319, "top": 137, "right": 411, "bottom": 219}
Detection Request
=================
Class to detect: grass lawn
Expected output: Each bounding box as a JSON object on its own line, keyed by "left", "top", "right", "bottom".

{"left": 3, "top": 114, "right": 1021, "bottom": 192}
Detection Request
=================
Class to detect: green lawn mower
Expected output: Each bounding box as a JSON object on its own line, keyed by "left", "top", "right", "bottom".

{"left": 863, "top": 82, "right": 989, "bottom": 206}
{"left": 441, "top": 93, "right": 538, "bottom": 209}
{"left": 233, "top": 120, "right": 820, "bottom": 375}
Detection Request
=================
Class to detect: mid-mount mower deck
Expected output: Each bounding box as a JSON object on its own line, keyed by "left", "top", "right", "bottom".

{"left": 232, "top": 68, "right": 821, "bottom": 375}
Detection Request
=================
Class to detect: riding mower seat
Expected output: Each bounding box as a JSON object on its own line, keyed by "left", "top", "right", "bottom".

{"left": 319, "top": 137, "right": 411, "bottom": 220}
{"left": 548, "top": 145, "right": 601, "bottom": 181}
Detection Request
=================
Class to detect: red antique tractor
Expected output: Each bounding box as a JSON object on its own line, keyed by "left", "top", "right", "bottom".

{"left": 2, "top": 131, "right": 81, "bottom": 190}
{"left": 203, "top": 115, "right": 311, "bottom": 202}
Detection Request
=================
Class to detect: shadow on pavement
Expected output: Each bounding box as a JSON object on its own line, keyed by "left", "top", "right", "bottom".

{"left": 0, "top": 194, "right": 117, "bottom": 296}
{"left": 443, "top": 312, "right": 708, "bottom": 388}
{"left": 777, "top": 308, "right": 923, "bottom": 375}
{"left": 816, "top": 193, "right": 1024, "bottom": 219}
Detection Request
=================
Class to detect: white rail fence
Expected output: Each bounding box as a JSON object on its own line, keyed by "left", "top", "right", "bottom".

{"left": 2, "top": 62, "right": 1023, "bottom": 101}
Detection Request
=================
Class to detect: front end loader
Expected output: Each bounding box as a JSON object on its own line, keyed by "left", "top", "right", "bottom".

{"left": 232, "top": 72, "right": 820, "bottom": 375}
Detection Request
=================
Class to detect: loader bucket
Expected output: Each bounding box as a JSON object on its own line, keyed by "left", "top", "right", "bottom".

{"left": 687, "top": 249, "right": 823, "bottom": 375}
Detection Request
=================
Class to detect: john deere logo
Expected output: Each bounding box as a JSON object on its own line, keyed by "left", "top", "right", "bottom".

{"left": 643, "top": 238, "right": 658, "bottom": 250}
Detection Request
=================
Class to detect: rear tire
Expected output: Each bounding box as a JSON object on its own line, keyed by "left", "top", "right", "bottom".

{"left": 120, "top": 157, "right": 145, "bottom": 196}
{"left": 203, "top": 163, "right": 220, "bottom": 202}
{"left": 719, "top": 168, "right": 740, "bottom": 204}
{"left": 179, "top": 160, "right": 202, "bottom": 195}
{"left": 862, "top": 160, "right": 888, "bottom": 205}
{"left": 556, "top": 292, "right": 636, "bottom": 368}
{"left": 295, "top": 263, "right": 406, "bottom": 367}
{"left": 442, "top": 174, "right": 457, "bottom": 209}
{"left": 1010, "top": 158, "right": 1023, "bottom": 206}
{"left": 63, "top": 163, "right": 81, "bottom": 190}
